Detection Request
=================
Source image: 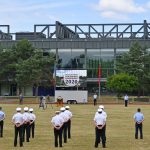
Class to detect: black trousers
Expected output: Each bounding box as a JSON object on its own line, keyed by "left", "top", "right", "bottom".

{"left": 54, "top": 127, "right": 62, "bottom": 147}
{"left": 14, "top": 125, "right": 23, "bottom": 147}
{"left": 67, "top": 119, "right": 71, "bottom": 139}
{"left": 135, "top": 123, "right": 143, "bottom": 139}
{"left": 125, "top": 100, "right": 128, "bottom": 107}
{"left": 95, "top": 127, "right": 106, "bottom": 148}
{"left": 94, "top": 99, "right": 97, "bottom": 106}
{"left": 23, "top": 123, "right": 30, "bottom": 142}
{"left": 29, "top": 122, "right": 35, "bottom": 138}
{"left": 62, "top": 122, "right": 67, "bottom": 143}
{"left": 0, "top": 120, "right": 4, "bottom": 137}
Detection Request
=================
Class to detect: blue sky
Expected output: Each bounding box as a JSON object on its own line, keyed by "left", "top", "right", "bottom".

{"left": 0, "top": 0, "right": 150, "bottom": 32}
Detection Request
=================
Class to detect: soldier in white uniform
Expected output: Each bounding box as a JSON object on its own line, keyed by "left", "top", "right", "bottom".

{"left": 51, "top": 111, "right": 64, "bottom": 147}
{"left": 99, "top": 105, "right": 107, "bottom": 143}
{"left": 0, "top": 107, "right": 5, "bottom": 138}
{"left": 93, "top": 108, "right": 106, "bottom": 148}
{"left": 12, "top": 107, "right": 24, "bottom": 147}
{"left": 29, "top": 108, "right": 36, "bottom": 138}
{"left": 22, "top": 107, "right": 30, "bottom": 142}
{"left": 65, "top": 106, "right": 72, "bottom": 139}
{"left": 59, "top": 107, "right": 68, "bottom": 143}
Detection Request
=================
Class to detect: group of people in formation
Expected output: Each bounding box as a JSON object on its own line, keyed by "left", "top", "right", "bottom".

{"left": 93, "top": 105, "right": 107, "bottom": 148}
{"left": 12, "top": 107, "right": 36, "bottom": 147}
{"left": 51, "top": 106, "right": 72, "bottom": 148}
{"left": 93, "top": 105, "right": 144, "bottom": 149}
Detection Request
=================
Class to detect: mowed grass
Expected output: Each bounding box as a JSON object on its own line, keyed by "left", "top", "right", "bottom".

{"left": 0, "top": 103, "right": 150, "bottom": 150}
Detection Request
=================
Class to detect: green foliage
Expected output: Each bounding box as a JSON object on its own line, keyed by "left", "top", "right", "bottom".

{"left": 116, "top": 42, "right": 150, "bottom": 95}
{"left": 107, "top": 73, "right": 138, "bottom": 97}
{"left": 0, "top": 39, "right": 55, "bottom": 93}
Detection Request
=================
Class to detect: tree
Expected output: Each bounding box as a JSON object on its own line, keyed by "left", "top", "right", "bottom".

{"left": 107, "top": 73, "right": 138, "bottom": 97}
{"left": 116, "top": 42, "right": 150, "bottom": 95}
{"left": 0, "top": 39, "right": 55, "bottom": 96}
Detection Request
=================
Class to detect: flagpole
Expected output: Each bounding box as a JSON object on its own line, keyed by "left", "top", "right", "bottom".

{"left": 99, "top": 79, "right": 100, "bottom": 101}
{"left": 98, "top": 65, "right": 101, "bottom": 102}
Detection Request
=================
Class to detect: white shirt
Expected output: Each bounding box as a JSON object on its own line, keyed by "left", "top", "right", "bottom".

{"left": 0, "top": 111, "right": 5, "bottom": 121}
{"left": 59, "top": 111, "right": 68, "bottom": 123}
{"left": 93, "top": 94, "right": 97, "bottom": 99}
{"left": 23, "top": 112, "right": 30, "bottom": 123}
{"left": 124, "top": 95, "right": 128, "bottom": 101}
{"left": 95, "top": 111, "right": 107, "bottom": 120}
{"left": 29, "top": 113, "right": 36, "bottom": 121}
{"left": 94, "top": 113, "right": 106, "bottom": 126}
{"left": 51, "top": 114, "right": 64, "bottom": 127}
{"left": 65, "top": 110, "right": 72, "bottom": 120}
{"left": 12, "top": 113, "right": 24, "bottom": 124}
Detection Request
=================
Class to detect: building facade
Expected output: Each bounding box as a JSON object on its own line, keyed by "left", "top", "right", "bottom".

{"left": 0, "top": 21, "right": 150, "bottom": 96}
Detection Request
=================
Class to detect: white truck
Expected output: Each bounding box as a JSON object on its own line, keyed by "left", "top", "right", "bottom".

{"left": 55, "top": 90, "right": 88, "bottom": 104}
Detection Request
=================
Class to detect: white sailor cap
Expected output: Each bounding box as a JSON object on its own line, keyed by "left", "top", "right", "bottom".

{"left": 97, "top": 108, "right": 103, "bottom": 112}
{"left": 16, "top": 107, "right": 21, "bottom": 111}
{"left": 55, "top": 111, "right": 60, "bottom": 114}
{"left": 29, "top": 108, "right": 33, "bottom": 112}
{"left": 99, "top": 105, "right": 104, "bottom": 109}
{"left": 65, "top": 106, "right": 70, "bottom": 109}
{"left": 24, "top": 107, "right": 29, "bottom": 111}
{"left": 60, "top": 107, "right": 65, "bottom": 111}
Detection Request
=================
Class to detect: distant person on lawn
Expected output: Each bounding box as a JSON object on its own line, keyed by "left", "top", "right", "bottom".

{"left": 124, "top": 94, "right": 129, "bottom": 107}
{"left": 93, "top": 93, "right": 97, "bottom": 106}
{"left": 19, "top": 93, "right": 24, "bottom": 105}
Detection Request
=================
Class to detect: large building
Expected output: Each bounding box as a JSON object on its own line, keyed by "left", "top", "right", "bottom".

{"left": 0, "top": 20, "right": 150, "bottom": 96}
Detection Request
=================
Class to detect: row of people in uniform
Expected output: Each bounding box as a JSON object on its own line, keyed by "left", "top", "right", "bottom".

{"left": 0, "top": 105, "right": 144, "bottom": 148}
{"left": 51, "top": 106, "right": 72, "bottom": 148}
{"left": 11, "top": 107, "right": 36, "bottom": 147}
{"left": 93, "top": 105, "right": 107, "bottom": 148}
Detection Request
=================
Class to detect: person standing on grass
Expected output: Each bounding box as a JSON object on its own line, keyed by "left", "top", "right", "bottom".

{"left": 124, "top": 94, "right": 129, "bottom": 107}
{"left": 65, "top": 106, "right": 72, "bottom": 139}
{"left": 22, "top": 107, "right": 30, "bottom": 142}
{"left": 99, "top": 105, "right": 107, "bottom": 143}
{"left": 93, "top": 108, "right": 106, "bottom": 148}
{"left": 19, "top": 93, "right": 24, "bottom": 105}
{"left": 0, "top": 107, "right": 5, "bottom": 138}
{"left": 12, "top": 107, "right": 24, "bottom": 147}
{"left": 133, "top": 108, "right": 144, "bottom": 139}
{"left": 29, "top": 108, "right": 36, "bottom": 139}
{"left": 93, "top": 93, "right": 98, "bottom": 106}
{"left": 51, "top": 111, "right": 64, "bottom": 148}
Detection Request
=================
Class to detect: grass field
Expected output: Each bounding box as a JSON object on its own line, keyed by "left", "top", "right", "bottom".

{"left": 0, "top": 103, "right": 150, "bottom": 150}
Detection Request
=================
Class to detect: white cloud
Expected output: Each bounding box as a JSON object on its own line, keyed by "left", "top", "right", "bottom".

{"left": 93, "top": 0, "right": 146, "bottom": 19}
{"left": 101, "top": 11, "right": 128, "bottom": 20}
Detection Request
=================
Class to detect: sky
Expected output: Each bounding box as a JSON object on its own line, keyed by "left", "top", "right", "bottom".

{"left": 0, "top": 0, "right": 150, "bottom": 33}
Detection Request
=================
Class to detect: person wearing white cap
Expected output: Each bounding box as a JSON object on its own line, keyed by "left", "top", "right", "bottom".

{"left": 51, "top": 111, "right": 64, "bottom": 147}
{"left": 59, "top": 107, "right": 68, "bottom": 143}
{"left": 22, "top": 107, "right": 30, "bottom": 142}
{"left": 65, "top": 106, "right": 72, "bottom": 139}
{"left": 93, "top": 108, "right": 106, "bottom": 148}
{"left": 12, "top": 107, "right": 24, "bottom": 147}
{"left": 29, "top": 108, "right": 36, "bottom": 138}
{"left": 99, "top": 105, "right": 107, "bottom": 144}
{"left": 0, "top": 107, "right": 5, "bottom": 138}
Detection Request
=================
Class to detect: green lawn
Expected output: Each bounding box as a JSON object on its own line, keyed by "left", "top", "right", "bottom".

{"left": 0, "top": 103, "right": 150, "bottom": 150}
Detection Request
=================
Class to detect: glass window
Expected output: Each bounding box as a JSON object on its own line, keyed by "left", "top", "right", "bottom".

{"left": 87, "top": 49, "right": 114, "bottom": 78}
{"left": 57, "top": 49, "right": 85, "bottom": 69}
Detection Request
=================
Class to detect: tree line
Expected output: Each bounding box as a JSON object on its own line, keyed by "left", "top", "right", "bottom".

{"left": 0, "top": 39, "right": 55, "bottom": 96}
{"left": 107, "top": 42, "right": 150, "bottom": 97}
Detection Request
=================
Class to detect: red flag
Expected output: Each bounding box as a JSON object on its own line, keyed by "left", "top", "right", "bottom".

{"left": 98, "top": 65, "right": 101, "bottom": 86}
